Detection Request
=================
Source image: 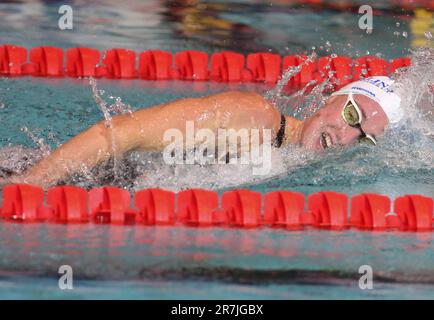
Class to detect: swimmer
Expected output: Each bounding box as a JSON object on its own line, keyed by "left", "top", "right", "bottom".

{"left": 0, "top": 76, "right": 402, "bottom": 188}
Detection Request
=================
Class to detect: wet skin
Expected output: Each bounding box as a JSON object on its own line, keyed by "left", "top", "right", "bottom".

{"left": 0, "top": 90, "right": 389, "bottom": 188}
{"left": 299, "top": 94, "right": 389, "bottom": 151}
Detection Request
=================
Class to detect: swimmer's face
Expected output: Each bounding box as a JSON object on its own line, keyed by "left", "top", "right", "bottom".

{"left": 299, "top": 94, "right": 389, "bottom": 151}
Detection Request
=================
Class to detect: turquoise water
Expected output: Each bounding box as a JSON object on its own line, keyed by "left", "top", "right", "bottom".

{"left": 5, "top": 276, "right": 434, "bottom": 299}
{"left": 2, "top": 223, "right": 434, "bottom": 299}
{"left": 0, "top": 1, "right": 433, "bottom": 299}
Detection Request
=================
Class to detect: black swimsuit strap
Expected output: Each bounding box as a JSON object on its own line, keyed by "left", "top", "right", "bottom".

{"left": 274, "top": 114, "right": 286, "bottom": 148}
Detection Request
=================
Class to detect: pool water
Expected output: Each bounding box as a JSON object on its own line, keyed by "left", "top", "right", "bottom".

{"left": 0, "top": 0, "right": 433, "bottom": 299}
{"left": 3, "top": 223, "right": 434, "bottom": 299}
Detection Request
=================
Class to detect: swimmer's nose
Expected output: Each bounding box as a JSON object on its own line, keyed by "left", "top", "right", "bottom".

{"left": 336, "top": 122, "right": 364, "bottom": 146}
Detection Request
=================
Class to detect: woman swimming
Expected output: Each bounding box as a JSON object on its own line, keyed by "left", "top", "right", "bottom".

{"left": 0, "top": 76, "right": 401, "bottom": 188}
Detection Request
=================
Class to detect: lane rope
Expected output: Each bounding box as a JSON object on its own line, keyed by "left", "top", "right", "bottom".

{"left": 0, "top": 184, "right": 432, "bottom": 232}
{"left": 0, "top": 45, "right": 411, "bottom": 89}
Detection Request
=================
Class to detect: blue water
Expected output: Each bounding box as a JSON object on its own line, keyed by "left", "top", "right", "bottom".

{"left": 0, "top": 1, "right": 433, "bottom": 299}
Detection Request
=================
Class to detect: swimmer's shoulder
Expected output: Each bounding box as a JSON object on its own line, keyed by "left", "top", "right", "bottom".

{"left": 205, "top": 90, "right": 276, "bottom": 111}
{"left": 133, "top": 90, "right": 278, "bottom": 120}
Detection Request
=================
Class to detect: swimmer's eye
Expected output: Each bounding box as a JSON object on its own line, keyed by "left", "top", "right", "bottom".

{"left": 341, "top": 93, "right": 377, "bottom": 147}
{"left": 342, "top": 102, "right": 361, "bottom": 126}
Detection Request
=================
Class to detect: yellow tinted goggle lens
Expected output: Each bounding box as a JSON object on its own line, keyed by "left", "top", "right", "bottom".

{"left": 342, "top": 102, "right": 361, "bottom": 126}
{"left": 359, "top": 136, "right": 376, "bottom": 145}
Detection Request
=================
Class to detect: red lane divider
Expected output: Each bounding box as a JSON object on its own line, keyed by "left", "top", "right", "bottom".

{"left": 0, "top": 184, "right": 432, "bottom": 232}
{"left": 318, "top": 55, "right": 353, "bottom": 89}
{"left": 210, "top": 51, "right": 245, "bottom": 82}
{"left": 177, "top": 189, "right": 220, "bottom": 225}
{"left": 390, "top": 57, "right": 412, "bottom": 74}
{"left": 296, "top": 55, "right": 323, "bottom": 89}
{"left": 308, "top": 191, "right": 348, "bottom": 229}
{"left": 395, "top": 194, "right": 433, "bottom": 231}
{"left": 134, "top": 188, "right": 175, "bottom": 225}
{"left": 139, "top": 50, "right": 173, "bottom": 80}
{"left": 27, "top": 46, "right": 64, "bottom": 77}
{"left": 66, "top": 48, "right": 100, "bottom": 78}
{"left": 353, "top": 56, "right": 389, "bottom": 80}
{"left": 0, "top": 184, "right": 44, "bottom": 222}
{"left": 0, "top": 44, "right": 412, "bottom": 87}
{"left": 100, "top": 48, "right": 136, "bottom": 79}
{"left": 350, "top": 193, "right": 394, "bottom": 230}
{"left": 89, "top": 186, "right": 135, "bottom": 224}
{"left": 221, "top": 189, "right": 262, "bottom": 227}
{"left": 0, "top": 45, "right": 27, "bottom": 76}
{"left": 247, "top": 52, "right": 281, "bottom": 84}
{"left": 175, "top": 50, "right": 209, "bottom": 81}
{"left": 263, "top": 191, "right": 307, "bottom": 228}
{"left": 46, "top": 185, "right": 88, "bottom": 223}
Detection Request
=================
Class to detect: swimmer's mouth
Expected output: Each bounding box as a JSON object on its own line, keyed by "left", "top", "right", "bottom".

{"left": 320, "top": 132, "right": 333, "bottom": 149}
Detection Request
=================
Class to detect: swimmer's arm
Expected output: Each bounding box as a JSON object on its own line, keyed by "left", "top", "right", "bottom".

{"left": 6, "top": 97, "right": 207, "bottom": 188}
{"left": 9, "top": 114, "right": 143, "bottom": 188}
{"left": 6, "top": 96, "right": 206, "bottom": 187}
{"left": 4, "top": 91, "right": 279, "bottom": 188}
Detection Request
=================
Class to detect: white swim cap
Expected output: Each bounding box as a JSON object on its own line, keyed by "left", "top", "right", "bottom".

{"left": 331, "top": 76, "right": 403, "bottom": 124}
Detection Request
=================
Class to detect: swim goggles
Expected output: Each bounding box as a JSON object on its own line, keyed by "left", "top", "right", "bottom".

{"left": 341, "top": 93, "right": 377, "bottom": 146}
